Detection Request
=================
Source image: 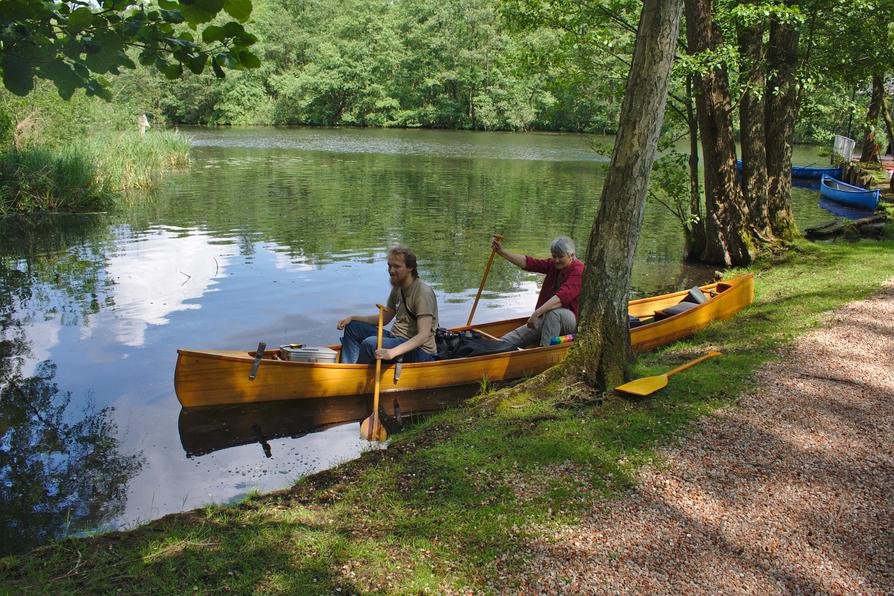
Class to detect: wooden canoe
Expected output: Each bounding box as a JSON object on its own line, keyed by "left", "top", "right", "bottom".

{"left": 175, "top": 273, "right": 754, "bottom": 408}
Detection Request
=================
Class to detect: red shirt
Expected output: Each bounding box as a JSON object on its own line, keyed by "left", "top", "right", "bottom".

{"left": 524, "top": 256, "right": 585, "bottom": 318}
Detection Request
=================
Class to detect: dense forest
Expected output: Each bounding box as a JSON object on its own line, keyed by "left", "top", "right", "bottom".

{"left": 2, "top": 0, "right": 889, "bottom": 142}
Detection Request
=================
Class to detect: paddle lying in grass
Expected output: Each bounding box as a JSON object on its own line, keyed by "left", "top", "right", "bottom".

{"left": 467, "top": 233, "right": 503, "bottom": 326}
{"left": 360, "top": 304, "right": 389, "bottom": 442}
{"left": 614, "top": 351, "right": 722, "bottom": 396}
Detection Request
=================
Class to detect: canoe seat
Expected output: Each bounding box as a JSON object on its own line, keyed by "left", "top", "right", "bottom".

{"left": 682, "top": 285, "right": 710, "bottom": 304}
{"left": 653, "top": 300, "right": 699, "bottom": 321}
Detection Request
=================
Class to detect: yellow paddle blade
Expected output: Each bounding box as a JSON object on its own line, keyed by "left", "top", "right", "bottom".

{"left": 614, "top": 351, "right": 722, "bottom": 397}
{"left": 614, "top": 373, "right": 668, "bottom": 396}
{"left": 360, "top": 415, "right": 388, "bottom": 442}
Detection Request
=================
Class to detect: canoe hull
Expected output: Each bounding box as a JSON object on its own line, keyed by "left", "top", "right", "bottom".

{"left": 736, "top": 160, "right": 841, "bottom": 180}
{"left": 175, "top": 274, "right": 754, "bottom": 408}
{"left": 791, "top": 165, "right": 842, "bottom": 179}
{"left": 820, "top": 175, "right": 880, "bottom": 210}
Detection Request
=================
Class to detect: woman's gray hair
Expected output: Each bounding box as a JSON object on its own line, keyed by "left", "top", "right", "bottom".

{"left": 550, "top": 236, "right": 575, "bottom": 257}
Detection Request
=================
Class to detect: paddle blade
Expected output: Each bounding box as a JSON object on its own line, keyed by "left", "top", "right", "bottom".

{"left": 359, "top": 415, "right": 388, "bottom": 442}
{"left": 614, "top": 373, "right": 669, "bottom": 397}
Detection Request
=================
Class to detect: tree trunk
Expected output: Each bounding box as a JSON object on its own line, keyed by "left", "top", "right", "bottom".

{"left": 567, "top": 0, "right": 683, "bottom": 390}
{"left": 764, "top": 7, "right": 800, "bottom": 240}
{"left": 685, "top": 74, "right": 706, "bottom": 259}
{"left": 859, "top": 75, "right": 884, "bottom": 163}
{"left": 685, "top": 0, "right": 752, "bottom": 266}
{"left": 737, "top": 14, "right": 771, "bottom": 238}
{"left": 877, "top": 80, "right": 893, "bottom": 159}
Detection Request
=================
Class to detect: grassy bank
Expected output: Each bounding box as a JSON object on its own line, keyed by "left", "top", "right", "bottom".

{"left": 0, "top": 130, "right": 190, "bottom": 215}
{"left": 2, "top": 238, "right": 893, "bottom": 592}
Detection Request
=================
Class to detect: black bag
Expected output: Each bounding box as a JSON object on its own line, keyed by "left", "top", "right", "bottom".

{"left": 435, "top": 328, "right": 518, "bottom": 360}
{"left": 435, "top": 327, "right": 462, "bottom": 360}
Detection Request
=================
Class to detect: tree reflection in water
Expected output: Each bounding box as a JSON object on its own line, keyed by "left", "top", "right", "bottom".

{"left": 0, "top": 362, "right": 144, "bottom": 556}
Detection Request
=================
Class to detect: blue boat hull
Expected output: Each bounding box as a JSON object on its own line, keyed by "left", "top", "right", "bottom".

{"left": 819, "top": 175, "right": 880, "bottom": 210}
{"left": 735, "top": 161, "right": 842, "bottom": 179}
{"left": 791, "top": 165, "right": 842, "bottom": 179}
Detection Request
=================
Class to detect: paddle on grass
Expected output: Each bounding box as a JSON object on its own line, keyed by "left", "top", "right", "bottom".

{"left": 467, "top": 234, "right": 503, "bottom": 326}
{"left": 359, "top": 304, "right": 389, "bottom": 442}
{"left": 614, "top": 351, "right": 722, "bottom": 397}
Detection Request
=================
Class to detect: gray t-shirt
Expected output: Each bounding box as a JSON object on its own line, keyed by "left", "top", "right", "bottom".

{"left": 386, "top": 278, "right": 439, "bottom": 354}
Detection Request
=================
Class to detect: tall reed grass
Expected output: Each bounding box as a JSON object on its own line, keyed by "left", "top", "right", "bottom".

{"left": 0, "top": 129, "right": 190, "bottom": 214}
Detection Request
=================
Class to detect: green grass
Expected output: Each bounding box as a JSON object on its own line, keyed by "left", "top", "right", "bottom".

{"left": 1, "top": 239, "right": 893, "bottom": 593}
{"left": 0, "top": 130, "right": 190, "bottom": 215}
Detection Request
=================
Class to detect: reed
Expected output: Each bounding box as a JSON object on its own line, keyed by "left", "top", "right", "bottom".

{"left": 0, "top": 129, "right": 190, "bottom": 214}
{"left": 0, "top": 147, "right": 112, "bottom": 214}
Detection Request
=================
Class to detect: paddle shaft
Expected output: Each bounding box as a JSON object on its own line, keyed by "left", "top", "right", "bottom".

{"left": 467, "top": 234, "right": 503, "bottom": 326}
{"left": 664, "top": 351, "right": 722, "bottom": 377}
{"left": 371, "top": 305, "right": 385, "bottom": 423}
{"left": 361, "top": 304, "right": 388, "bottom": 441}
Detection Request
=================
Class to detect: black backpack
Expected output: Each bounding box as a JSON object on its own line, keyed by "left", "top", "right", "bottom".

{"left": 435, "top": 328, "right": 519, "bottom": 360}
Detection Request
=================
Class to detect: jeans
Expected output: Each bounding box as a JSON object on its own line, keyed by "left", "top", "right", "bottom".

{"left": 501, "top": 308, "right": 577, "bottom": 348}
{"left": 339, "top": 320, "right": 434, "bottom": 364}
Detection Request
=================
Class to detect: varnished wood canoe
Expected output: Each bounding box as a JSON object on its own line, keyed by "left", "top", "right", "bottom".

{"left": 175, "top": 273, "right": 754, "bottom": 408}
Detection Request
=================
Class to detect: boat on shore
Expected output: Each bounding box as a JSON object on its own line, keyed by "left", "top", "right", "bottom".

{"left": 736, "top": 160, "right": 842, "bottom": 180}
{"left": 175, "top": 273, "right": 755, "bottom": 408}
{"left": 819, "top": 175, "right": 880, "bottom": 210}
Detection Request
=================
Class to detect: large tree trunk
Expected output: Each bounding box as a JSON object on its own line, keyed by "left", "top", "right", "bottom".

{"left": 685, "top": 0, "right": 752, "bottom": 266}
{"left": 685, "top": 74, "right": 707, "bottom": 259}
{"left": 567, "top": 0, "right": 683, "bottom": 390}
{"left": 859, "top": 75, "right": 885, "bottom": 162}
{"left": 737, "top": 13, "right": 771, "bottom": 239}
{"left": 860, "top": 75, "right": 885, "bottom": 162}
{"left": 764, "top": 7, "right": 800, "bottom": 240}
{"left": 882, "top": 91, "right": 894, "bottom": 159}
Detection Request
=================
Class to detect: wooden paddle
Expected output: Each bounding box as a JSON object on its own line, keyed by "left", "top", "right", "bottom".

{"left": 360, "top": 304, "right": 388, "bottom": 442}
{"left": 467, "top": 234, "right": 503, "bottom": 326}
{"left": 614, "top": 351, "right": 722, "bottom": 397}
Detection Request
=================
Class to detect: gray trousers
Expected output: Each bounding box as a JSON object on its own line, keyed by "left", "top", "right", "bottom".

{"left": 501, "top": 308, "right": 577, "bottom": 348}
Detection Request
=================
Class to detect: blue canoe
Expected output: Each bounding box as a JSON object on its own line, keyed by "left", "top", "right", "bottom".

{"left": 792, "top": 164, "right": 842, "bottom": 179}
{"left": 736, "top": 160, "right": 842, "bottom": 179}
{"left": 819, "top": 175, "right": 880, "bottom": 210}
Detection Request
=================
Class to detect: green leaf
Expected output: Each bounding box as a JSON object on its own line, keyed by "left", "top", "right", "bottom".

{"left": 163, "top": 62, "right": 184, "bottom": 79}
{"left": 211, "top": 56, "right": 225, "bottom": 78}
{"left": 180, "top": 0, "right": 225, "bottom": 25}
{"left": 237, "top": 50, "right": 260, "bottom": 69}
{"left": 1, "top": 54, "right": 35, "bottom": 96}
{"left": 185, "top": 54, "right": 207, "bottom": 74}
{"left": 68, "top": 7, "right": 94, "bottom": 32}
{"left": 42, "top": 60, "right": 80, "bottom": 100}
{"left": 159, "top": 9, "right": 184, "bottom": 23}
{"left": 139, "top": 49, "right": 156, "bottom": 66}
{"left": 224, "top": 0, "right": 252, "bottom": 22}
{"left": 202, "top": 25, "right": 226, "bottom": 43}
{"left": 158, "top": 0, "right": 179, "bottom": 8}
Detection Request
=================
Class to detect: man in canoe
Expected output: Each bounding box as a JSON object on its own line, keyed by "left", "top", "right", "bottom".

{"left": 337, "top": 246, "right": 439, "bottom": 364}
{"left": 492, "top": 235, "right": 584, "bottom": 347}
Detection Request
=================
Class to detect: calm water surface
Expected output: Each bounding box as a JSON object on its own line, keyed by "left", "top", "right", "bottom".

{"left": 0, "top": 127, "right": 836, "bottom": 554}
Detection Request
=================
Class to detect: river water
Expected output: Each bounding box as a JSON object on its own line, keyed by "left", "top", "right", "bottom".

{"left": 0, "top": 127, "right": 834, "bottom": 554}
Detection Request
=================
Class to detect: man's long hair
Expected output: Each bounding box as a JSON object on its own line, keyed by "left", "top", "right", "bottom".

{"left": 388, "top": 246, "right": 419, "bottom": 279}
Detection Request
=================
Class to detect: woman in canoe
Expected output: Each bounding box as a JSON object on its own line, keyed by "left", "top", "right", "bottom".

{"left": 337, "top": 246, "right": 439, "bottom": 364}
{"left": 491, "top": 235, "right": 584, "bottom": 347}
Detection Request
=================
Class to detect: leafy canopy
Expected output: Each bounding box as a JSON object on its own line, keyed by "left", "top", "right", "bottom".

{"left": 0, "top": 0, "right": 259, "bottom": 100}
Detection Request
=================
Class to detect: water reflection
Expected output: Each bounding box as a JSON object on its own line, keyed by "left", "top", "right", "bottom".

{"left": 178, "top": 386, "right": 479, "bottom": 458}
{"left": 0, "top": 362, "right": 143, "bottom": 556}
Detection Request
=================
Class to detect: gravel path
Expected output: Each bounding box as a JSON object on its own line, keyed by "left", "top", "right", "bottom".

{"left": 511, "top": 280, "right": 894, "bottom": 593}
